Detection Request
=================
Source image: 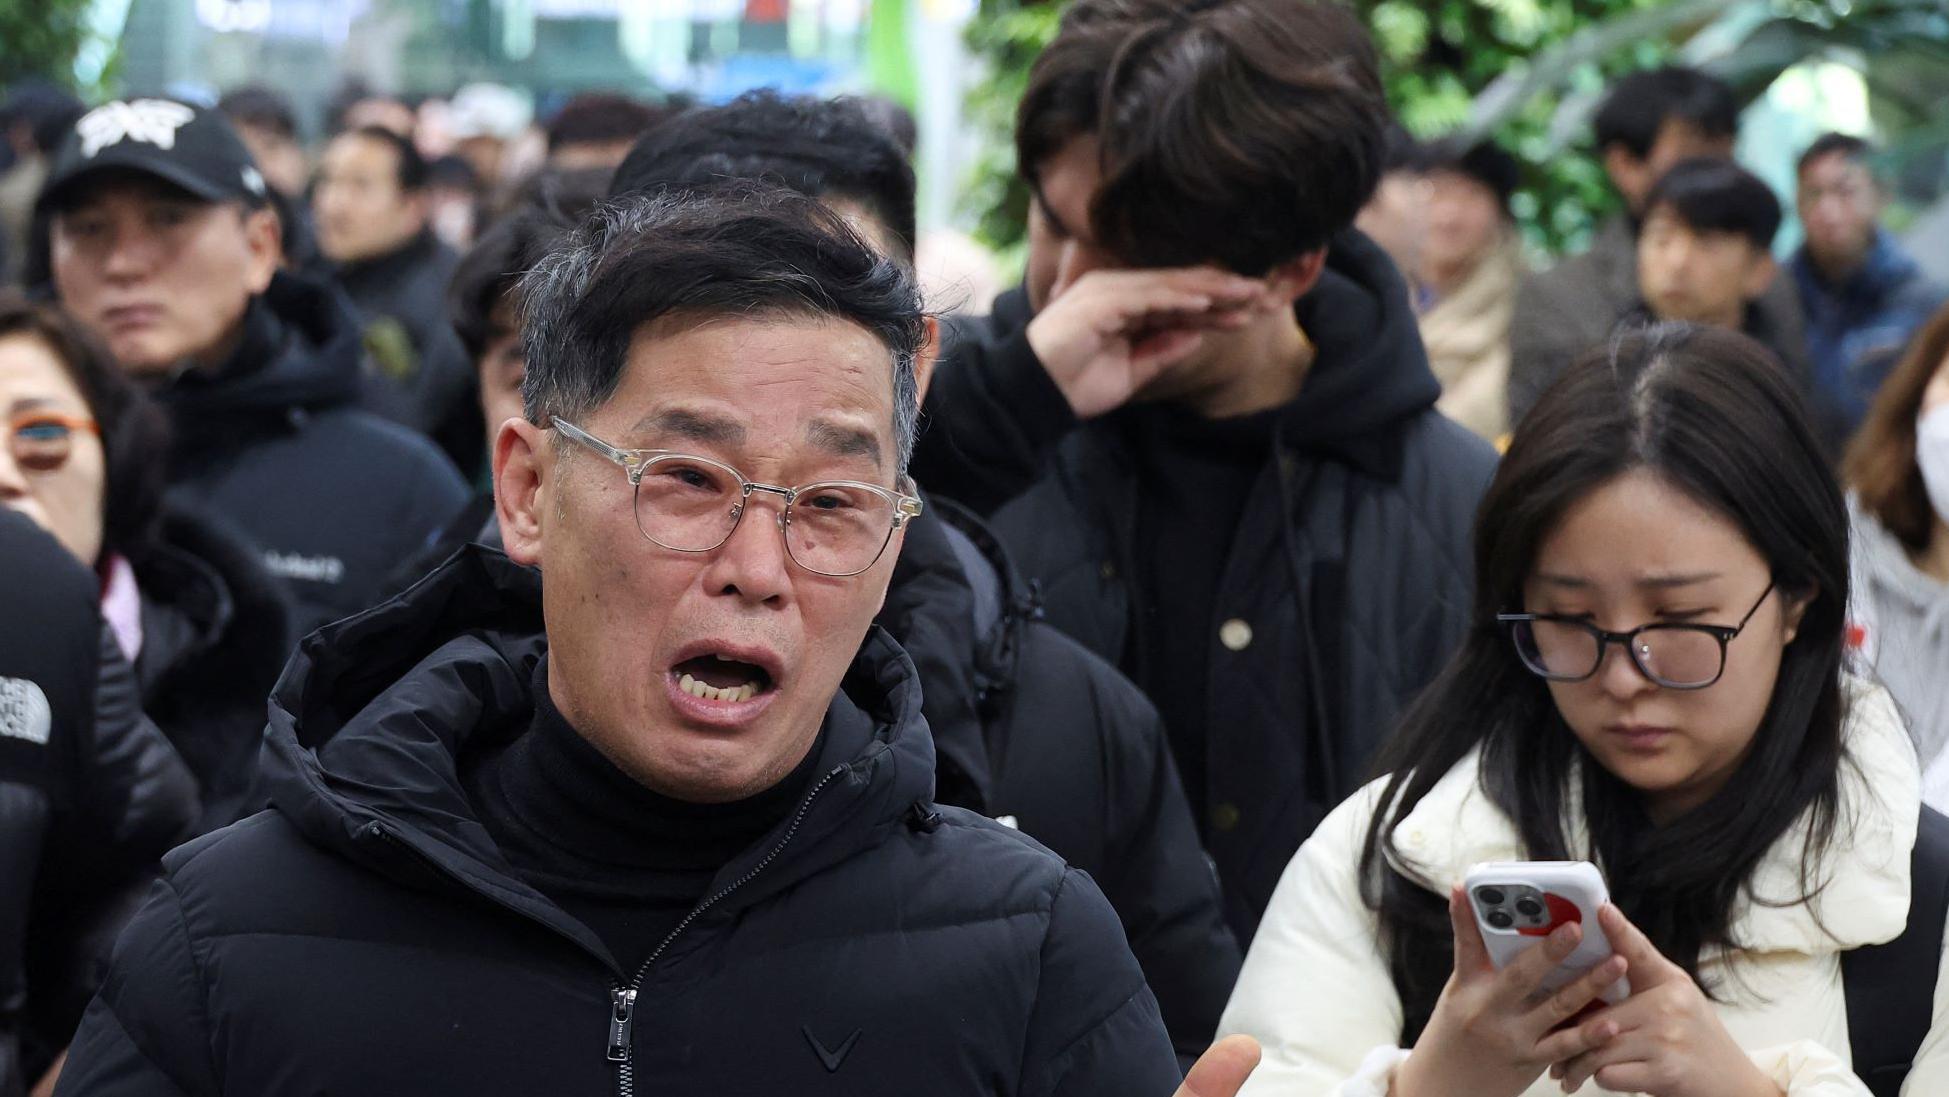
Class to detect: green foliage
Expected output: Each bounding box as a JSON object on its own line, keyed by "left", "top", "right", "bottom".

{"left": 962, "top": 0, "right": 1065, "bottom": 273}
{"left": 0, "top": 0, "right": 96, "bottom": 91}
{"left": 0, "top": 0, "right": 118, "bottom": 99}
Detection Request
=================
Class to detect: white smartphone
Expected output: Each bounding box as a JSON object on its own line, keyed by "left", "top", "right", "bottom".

{"left": 1464, "top": 860, "right": 1630, "bottom": 1005}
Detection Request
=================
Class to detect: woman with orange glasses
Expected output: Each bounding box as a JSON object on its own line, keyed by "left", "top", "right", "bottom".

{"left": 0, "top": 291, "right": 291, "bottom": 832}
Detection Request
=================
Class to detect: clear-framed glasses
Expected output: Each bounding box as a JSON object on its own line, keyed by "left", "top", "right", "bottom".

{"left": 8, "top": 411, "right": 99, "bottom": 473}
{"left": 1496, "top": 581, "right": 1775, "bottom": 691}
{"left": 551, "top": 417, "right": 922, "bottom": 578}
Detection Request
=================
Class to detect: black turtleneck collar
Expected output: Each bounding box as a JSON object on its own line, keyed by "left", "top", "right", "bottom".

{"left": 461, "top": 655, "right": 826, "bottom": 972}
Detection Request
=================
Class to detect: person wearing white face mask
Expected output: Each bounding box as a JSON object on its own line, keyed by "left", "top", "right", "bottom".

{"left": 1845, "top": 300, "right": 1949, "bottom": 807}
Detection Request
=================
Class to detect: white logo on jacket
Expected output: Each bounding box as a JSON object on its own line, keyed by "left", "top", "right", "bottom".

{"left": 76, "top": 100, "right": 196, "bottom": 158}
{"left": 0, "top": 677, "right": 52, "bottom": 745}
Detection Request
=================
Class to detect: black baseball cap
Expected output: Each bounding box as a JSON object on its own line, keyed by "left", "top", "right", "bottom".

{"left": 36, "top": 98, "right": 269, "bottom": 214}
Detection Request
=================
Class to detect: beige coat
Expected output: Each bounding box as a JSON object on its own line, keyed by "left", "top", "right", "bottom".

{"left": 1420, "top": 233, "right": 1522, "bottom": 443}
{"left": 1220, "top": 681, "right": 1949, "bottom": 1096}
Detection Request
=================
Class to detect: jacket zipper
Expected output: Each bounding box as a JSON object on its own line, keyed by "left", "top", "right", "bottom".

{"left": 608, "top": 763, "right": 848, "bottom": 1097}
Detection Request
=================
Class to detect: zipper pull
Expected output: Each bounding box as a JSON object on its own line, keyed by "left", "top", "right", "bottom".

{"left": 607, "top": 987, "right": 637, "bottom": 1062}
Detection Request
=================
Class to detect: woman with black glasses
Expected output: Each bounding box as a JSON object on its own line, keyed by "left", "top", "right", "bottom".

{"left": 1218, "top": 324, "right": 1949, "bottom": 1096}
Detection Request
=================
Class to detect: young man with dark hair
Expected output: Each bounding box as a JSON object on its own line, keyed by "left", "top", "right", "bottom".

{"left": 544, "top": 92, "right": 667, "bottom": 174}
{"left": 1633, "top": 158, "right": 1786, "bottom": 335}
{"left": 1507, "top": 66, "right": 1806, "bottom": 424}
{"left": 1790, "top": 132, "right": 1946, "bottom": 446}
{"left": 38, "top": 100, "right": 468, "bottom": 633}
{"left": 603, "top": 89, "right": 1241, "bottom": 1065}
{"left": 932, "top": 0, "right": 1497, "bottom": 946}
{"left": 314, "top": 123, "right": 481, "bottom": 473}
{"left": 51, "top": 184, "right": 1262, "bottom": 1097}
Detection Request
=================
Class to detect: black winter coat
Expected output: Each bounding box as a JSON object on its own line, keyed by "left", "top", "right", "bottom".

{"left": 916, "top": 286, "right": 1062, "bottom": 516}
{"left": 155, "top": 272, "right": 470, "bottom": 634}
{"left": 334, "top": 228, "right": 484, "bottom": 478}
{"left": 990, "top": 231, "right": 1499, "bottom": 944}
{"left": 128, "top": 504, "right": 293, "bottom": 832}
{"left": 55, "top": 547, "right": 1182, "bottom": 1097}
{"left": 1, "top": 514, "right": 197, "bottom": 1097}
{"left": 883, "top": 497, "right": 1240, "bottom": 1065}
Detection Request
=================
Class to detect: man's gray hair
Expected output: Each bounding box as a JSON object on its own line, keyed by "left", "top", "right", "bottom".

{"left": 518, "top": 184, "right": 926, "bottom": 476}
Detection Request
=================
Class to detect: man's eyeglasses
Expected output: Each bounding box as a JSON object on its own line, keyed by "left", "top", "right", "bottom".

{"left": 8, "top": 412, "right": 99, "bottom": 473}
{"left": 1497, "top": 581, "right": 1775, "bottom": 691}
{"left": 551, "top": 418, "right": 922, "bottom": 578}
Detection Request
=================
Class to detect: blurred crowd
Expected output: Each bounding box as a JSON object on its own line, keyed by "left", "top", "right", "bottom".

{"left": 2, "top": 2, "right": 1948, "bottom": 1095}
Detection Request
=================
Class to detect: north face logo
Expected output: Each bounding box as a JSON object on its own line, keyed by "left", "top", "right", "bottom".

{"left": 0, "top": 677, "right": 52, "bottom": 745}
{"left": 77, "top": 100, "right": 195, "bottom": 158}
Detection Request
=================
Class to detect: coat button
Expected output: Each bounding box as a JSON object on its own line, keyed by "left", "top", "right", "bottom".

{"left": 1211, "top": 803, "right": 1242, "bottom": 832}
{"left": 1100, "top": 560, "right": 1118, "bottom": 580}
{"left": 1219, "top": 618, "right": 1253, "bottom": 651}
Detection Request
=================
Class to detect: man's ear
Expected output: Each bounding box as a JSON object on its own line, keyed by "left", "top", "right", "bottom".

{"left": 914, "top": 315, "right": 939, "bottom": 405}
{"left": 1603, "top": 145, "right": 1651, "bottom": 214}
{"left": 1263, "top": 249, "right": 1328, "bottom": 308}
{"left": 495, "top": 417, "right": 549, "bottom": 567}
{"left": 1743, "top": 250, "right": 1779, "bottom": 301}
{"left": 241, "top": 205, "right": 281, "bottom": 294}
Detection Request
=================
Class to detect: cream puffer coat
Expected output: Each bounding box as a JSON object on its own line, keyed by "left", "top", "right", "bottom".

{"left": 1219, "top": 682, "right": 1949, "bottom": 1096}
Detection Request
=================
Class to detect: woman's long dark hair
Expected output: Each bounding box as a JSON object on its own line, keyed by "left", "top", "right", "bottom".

{"left": 0, "top": 291, "right": 171, "bottom": 565}
{"left": 1360, "top": 325, "right": 1852, "bottom": 1041}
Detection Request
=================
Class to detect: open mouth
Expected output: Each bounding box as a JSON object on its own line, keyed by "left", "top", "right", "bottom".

{"left": 672, "top": 654, "right": 775, "bottom": 704}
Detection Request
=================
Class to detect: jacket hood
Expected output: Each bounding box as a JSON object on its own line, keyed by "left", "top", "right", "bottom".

{"left": 151, "top": 270, "right": 363, "bottom": 431}
{"left": 880, "top": 493, "right": 1025, "bottom": 814}
{"left": 1279, "top": 228, "right": 1444, "bottom": 453}
{"left": 257, "top": 546, "right": 938, "bottom": 949}
{"left": 1385, "top": 678, "right": 1920, "bottom": 956}
{"left": 133, "top": 502, "right": 292, "bottom": 698}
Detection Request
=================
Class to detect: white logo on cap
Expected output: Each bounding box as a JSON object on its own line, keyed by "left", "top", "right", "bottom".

{"left": 76, "top": 99, "right": 197, "bottom": 159}
{"left": 0, "top": 676, "right": 52, "bottom": 746}
{"left": 241, "top": 166, "right": 265, "bottom": 195}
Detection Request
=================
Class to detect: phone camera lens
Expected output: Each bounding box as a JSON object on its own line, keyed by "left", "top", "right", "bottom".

{"left": 1516, "top": 898, "right": 1544, "bottom": 918}
{"left": 1477, "top": 888, "right": 1505, "bottom": 906}
{"left": 1487, "top": 911, "right": 1514, "bottom": 930}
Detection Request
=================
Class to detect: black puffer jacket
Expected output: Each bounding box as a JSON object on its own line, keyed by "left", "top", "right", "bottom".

{"left": 129, "top": 504, "right": 293, "bottom": 832}
{"left": 991, "top": 231, "right": 1498, "bottom": 945}
{"left": 155, "top": 272, "right": 470, "bottom": 633}
{"left": 55, "top": 548, "right": 1181, "bottom": 1097}
{"left": 334, "top": 228, "right": 483, "bottom": 477}
{"left": 1, "top": 513, "right": 196, "bottom": 1097}
{"left": 883, "top": 497, "right": 1240, "bottom": 1065}
{"left": 916, "top": 286, "right": 1061, "bottom": 516}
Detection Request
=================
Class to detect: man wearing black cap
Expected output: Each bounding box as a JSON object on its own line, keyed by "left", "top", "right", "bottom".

{"left": 37, "top": 98, "right": 469, "bottom": 633}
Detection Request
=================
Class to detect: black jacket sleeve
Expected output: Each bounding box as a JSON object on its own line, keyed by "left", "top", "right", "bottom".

{"left": 1099, "top": 693, "right": 1242, "bottom": 1070}
{"left": 24, "top": 633, "right": 200, "bottom": 1062}
{"left": 1017, "top": 869, "right": 1182, "bottom": 1097}
{"left": 53, "top": 879, "right": 218, "bottom": 1097}
{"left": 1, "top": 514, "right": 107, "bottom": 1097}
{"left": 911, "top": 298, "right": 1079, "bottom": 516}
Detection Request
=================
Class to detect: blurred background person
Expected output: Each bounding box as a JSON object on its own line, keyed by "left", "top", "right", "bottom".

{"left": 1846, "top": 299, "right": 1949, "bottom": 807}
{"left": 1792, "top": 133, "right": 1948, "bottom": 444}
{"left": 312, "top": 124, "right": 480, "bottom": 475}
{"left": 1630, "top": 159, "right": 1804, "bottom": 377}
{"left": 446, "top": 82, "right": 532, "bottom": 198}
{"left": 542, "top": 92, "right": 665, "bottom": 176}
{"left": 1508, "top": 66, "right": 1806, "bottom": 426}
{"left": 0, "top": 292, "right": 290, "bottom": 831}
{"left": 1354, "top": 124, "right": 1429, "bottom": 286}
{"left": 0, "top": 82, "right": 83, "bottom": 287}
{"left": 0, "top": 509, "right": 197, "bottom": 1097}
{"left": 215, "top": 85, "right": 328, "bottom": 283}
{"left": 422, "top": 153, "right": 482, "bottom": 252}
{"left": 213, "top": 86, "right": 307, "bottom": 201}
{"left": 1413, "top": 139, "right": 1524, "bottom": 443}
{"left": 36, "top": 99, "right": 468, "bottom": 633}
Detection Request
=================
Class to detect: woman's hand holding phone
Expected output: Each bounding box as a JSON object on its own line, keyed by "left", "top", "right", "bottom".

{"left": 1390, "top": 887, "right": 1629, "bottom": 1097}
{"left": 1548, "top": 905, "right": 1785, "bottom": 1097}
